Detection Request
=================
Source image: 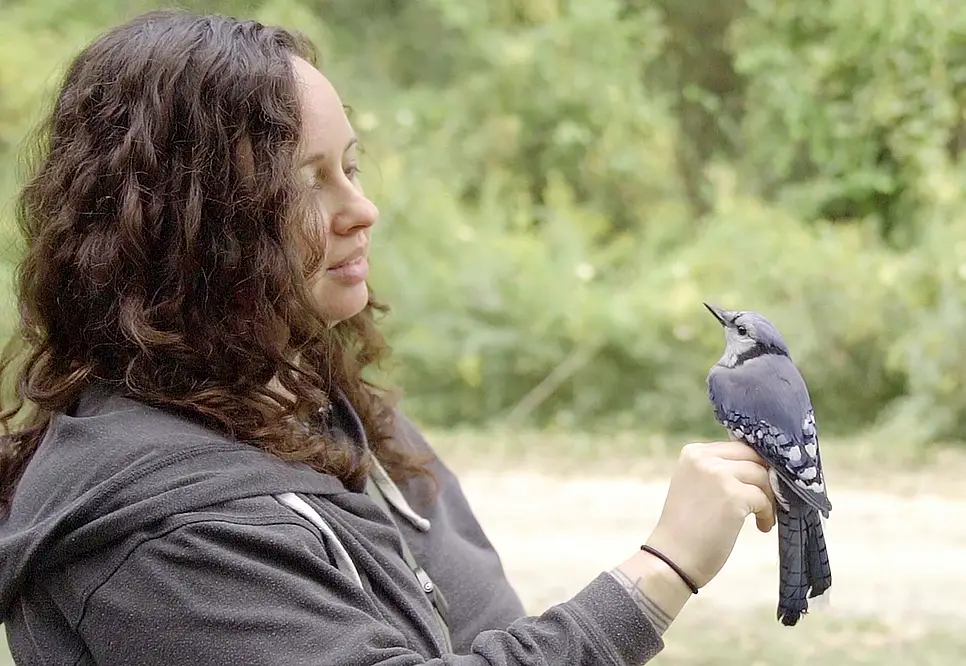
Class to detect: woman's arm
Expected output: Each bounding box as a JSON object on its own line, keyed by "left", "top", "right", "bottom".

{"left": 74, "top": 440, "right": 773, "bottom": 666}
{"left": 77, "top": 509, "right": 662, "bottom": 666}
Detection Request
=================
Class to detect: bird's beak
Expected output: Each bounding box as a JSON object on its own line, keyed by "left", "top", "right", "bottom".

{"left": 703, "top": 302, "right": 728, "bottom": 326}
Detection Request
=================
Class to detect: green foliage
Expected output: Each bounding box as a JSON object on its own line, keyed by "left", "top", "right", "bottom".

{"left": 2, "top": 0, "right": 966, "bottom": 445}
{"left": 732, "top": 0, "right": 966, "bottom": 247}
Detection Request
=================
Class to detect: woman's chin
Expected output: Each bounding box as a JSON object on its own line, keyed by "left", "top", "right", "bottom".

{"left": 314, "top": 281, "right": 370, "bottom": 326}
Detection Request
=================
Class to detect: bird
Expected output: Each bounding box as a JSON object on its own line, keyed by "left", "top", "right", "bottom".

{"left": 702, "top": 302, "right": 832, "bottom": 626}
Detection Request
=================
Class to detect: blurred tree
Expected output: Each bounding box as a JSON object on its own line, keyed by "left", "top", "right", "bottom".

{"left": 1, "top": 0, "right": 966, "bottom": 446}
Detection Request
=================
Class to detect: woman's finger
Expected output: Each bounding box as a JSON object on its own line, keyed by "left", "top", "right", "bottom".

{"left": 733, "top": 482, "right": 776, "bottom": 533}
{"left": 720, "top": 459, "right": 776, "bottom": 502}
{"left": 700, "top": 440, "right": 770, "bottom": 466}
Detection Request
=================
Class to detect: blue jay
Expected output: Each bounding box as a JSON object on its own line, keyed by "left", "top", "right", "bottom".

{"left": 703, "top": 302, "right": 832, "bottom": 626}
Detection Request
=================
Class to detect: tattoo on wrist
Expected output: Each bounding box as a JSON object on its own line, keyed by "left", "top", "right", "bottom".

{"left": 608, "top": 568, "right": 674, "bottom": 636}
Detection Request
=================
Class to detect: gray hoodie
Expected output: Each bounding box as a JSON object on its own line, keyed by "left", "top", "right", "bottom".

{"left": 0, "top": 385, "right": 664, "bottom": 665}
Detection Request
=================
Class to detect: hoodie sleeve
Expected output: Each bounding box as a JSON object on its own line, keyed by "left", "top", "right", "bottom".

{"left": 77, "top": 510, "right": 664, "bottom": 666}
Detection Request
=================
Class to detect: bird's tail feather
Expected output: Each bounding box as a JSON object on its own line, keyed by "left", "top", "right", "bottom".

{"left": 777, "top": 501, "right": 832, "bottom": 626}
{"left": 776, "top": 502, "right": 808, "bottom": 626}
{"left": 805, "top": 508, "right": 832, "bottom": 602}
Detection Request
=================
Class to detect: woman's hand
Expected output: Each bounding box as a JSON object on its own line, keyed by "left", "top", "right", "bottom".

{"left": 609, "top": 441, "right": 776, "bottom": 636}
{"left": 645, "top": 440, "right": 776, "bottom": 589}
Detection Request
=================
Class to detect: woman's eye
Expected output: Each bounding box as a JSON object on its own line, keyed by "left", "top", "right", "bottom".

{"left": 308, "top": 164, "right": 360, "bottom": 188}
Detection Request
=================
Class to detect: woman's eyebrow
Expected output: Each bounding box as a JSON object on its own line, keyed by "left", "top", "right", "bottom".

{"left": 298, "top": 137, "right": 358, "bottom": 167}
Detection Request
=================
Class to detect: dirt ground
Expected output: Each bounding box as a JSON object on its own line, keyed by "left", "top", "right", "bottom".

{"left": 454, "top": 468, "right": 965, "bottom": 629}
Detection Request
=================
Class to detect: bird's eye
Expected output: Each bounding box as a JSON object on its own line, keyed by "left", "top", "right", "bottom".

{"left": 736, "top": 325, "right": 748, "bottom": 336}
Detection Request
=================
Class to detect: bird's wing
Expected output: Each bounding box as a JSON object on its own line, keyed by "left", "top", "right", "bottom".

{"left": 708, "top": 354, "right": 831, "bottom": 517}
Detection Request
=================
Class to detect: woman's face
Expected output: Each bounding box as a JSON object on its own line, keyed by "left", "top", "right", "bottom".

{"left": 291, "top": 56, "right": 379, "bottom": 325}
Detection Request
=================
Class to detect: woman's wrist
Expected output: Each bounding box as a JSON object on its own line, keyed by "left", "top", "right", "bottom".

{"left": 608, "top": 547, "right": 694, "bottom": 635}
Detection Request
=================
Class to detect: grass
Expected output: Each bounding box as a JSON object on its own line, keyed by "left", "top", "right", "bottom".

{"left": 654, "top": 606, "right": 965, "bottom": 665}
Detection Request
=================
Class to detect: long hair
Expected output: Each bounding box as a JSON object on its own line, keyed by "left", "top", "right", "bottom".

{"left": 0, "top": 9, "right": 432, "bottom": 512}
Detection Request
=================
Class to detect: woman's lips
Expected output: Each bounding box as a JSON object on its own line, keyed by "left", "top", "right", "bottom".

{"left": 326, "top": 255, "right": 368, "bottom": 284}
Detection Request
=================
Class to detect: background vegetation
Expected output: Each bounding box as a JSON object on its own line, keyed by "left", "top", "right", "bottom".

{"left": 2, "top": 3, "right": 965, "bottom": 663}
{"left": 3, "top": 0, "right": 966, "bottom": 447}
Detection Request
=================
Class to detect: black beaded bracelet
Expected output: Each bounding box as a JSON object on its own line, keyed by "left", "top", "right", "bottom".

{"left": 640, "top": 544, "right": 699, "bottom": 595}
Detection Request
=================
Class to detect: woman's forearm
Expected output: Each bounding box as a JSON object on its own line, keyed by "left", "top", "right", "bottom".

{"left": 608, "top": 548, "right": 694, "bottom": 635}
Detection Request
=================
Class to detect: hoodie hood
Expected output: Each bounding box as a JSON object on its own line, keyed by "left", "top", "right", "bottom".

{"left": 0, "top": 385, "right": 351, "bottom": 619}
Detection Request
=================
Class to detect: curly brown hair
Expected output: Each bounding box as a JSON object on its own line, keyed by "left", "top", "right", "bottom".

{"left": 0, "top": 9, "right": 433, "bottom": 513}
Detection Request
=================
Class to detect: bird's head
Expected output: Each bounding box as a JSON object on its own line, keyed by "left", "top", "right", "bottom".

{"left": 703, "top": 302, "right": 792, "bottom": 368}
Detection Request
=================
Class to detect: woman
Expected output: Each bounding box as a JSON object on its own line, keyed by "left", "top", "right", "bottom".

{"left": 0, "top": 10, "right": 777, "bottom": 665}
